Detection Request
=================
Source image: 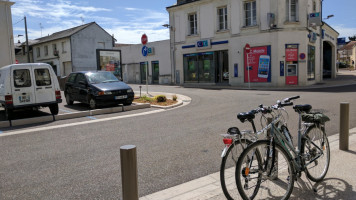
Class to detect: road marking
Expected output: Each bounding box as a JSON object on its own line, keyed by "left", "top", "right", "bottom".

{"left": 86, "top": 116, "right": 97, "bottom": 120}
{"left": 0, "top": 109, "right": 165, "bottom": 137}
{"left": 0, "top": 131, "right": 2, "bottom": 134}
{"left": 59, "top": 109, "right": 74, "bottom": 113}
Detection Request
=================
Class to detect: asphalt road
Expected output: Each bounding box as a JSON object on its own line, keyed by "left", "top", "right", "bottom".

{"left": 1, "top": 84, "right": 356, "bottom": 199}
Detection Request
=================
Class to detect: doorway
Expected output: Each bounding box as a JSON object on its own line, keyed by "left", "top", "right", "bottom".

{"left": 215, "top": 50, "right": 229, "bottom": 84}
{"left": 323, "top": 41, "right": 332, "bottom": 79}
{"left": 140, "top": 62, "right": 148, "bottom": 84}
{"left": 151, "top": 61, "right": 159, "bottom": 84}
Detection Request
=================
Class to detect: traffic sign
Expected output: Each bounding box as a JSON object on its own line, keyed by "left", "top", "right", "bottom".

{"left": 141, "top": 34, "right": 148, "bottom": 45}
{"left": 142, "top": 46, "right": 148, "bottom": 57}
{"left": 245, "top": 43, "right": 251, "bottom": 53}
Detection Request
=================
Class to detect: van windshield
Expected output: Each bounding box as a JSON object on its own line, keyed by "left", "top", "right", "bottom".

{"left": 86, "top": 72, "right": 119, "bottom": 84}
{"left": 14, "top": 69, "right": 32, "bottom": 88}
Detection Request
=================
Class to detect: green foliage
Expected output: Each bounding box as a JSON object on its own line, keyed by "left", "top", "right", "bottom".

{"left": 139, "top": 95, "right": 153, "bottom": 102}
{"left": 154, "top": 95, "right": 167, "bottom": 102}
{"left": 172, "top": 94, "right": 178, "bottom": 101}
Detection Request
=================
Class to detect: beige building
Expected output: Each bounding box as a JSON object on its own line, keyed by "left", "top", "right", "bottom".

{"left": 340, "top": 41, "right": 356, "bottom": 70}
{"left": 167, "top": 0, "right": 339, "bottom": 86}
{"left": 0, "top": 0, "right": 15, "bottom": 67}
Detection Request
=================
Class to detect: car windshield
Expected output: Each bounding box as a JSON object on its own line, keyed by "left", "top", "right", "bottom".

{"left": 86, "top": 72, "right": 119, "bottom": 84}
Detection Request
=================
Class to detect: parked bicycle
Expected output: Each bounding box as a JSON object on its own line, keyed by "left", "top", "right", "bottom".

{"left": 235, "top": 103, "right": 330, "bottom": 200}
{"left": 220, "top": 96, "right": 299, "bottom": 200}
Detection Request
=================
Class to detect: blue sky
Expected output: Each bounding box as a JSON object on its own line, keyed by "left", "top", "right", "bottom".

{"left": 11, "top": 0, "right": 356, "bottom": 44}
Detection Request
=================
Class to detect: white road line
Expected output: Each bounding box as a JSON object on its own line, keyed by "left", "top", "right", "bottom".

{"left": 0, "top": 109, "right": 165, "bottom": 137}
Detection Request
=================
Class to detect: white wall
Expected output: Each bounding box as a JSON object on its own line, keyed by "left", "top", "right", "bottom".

{"left": 116, "top": 40, "right": 172, "bottom": 84}
{"left": 0, "top": 1, "right": 15, "bottom": 67}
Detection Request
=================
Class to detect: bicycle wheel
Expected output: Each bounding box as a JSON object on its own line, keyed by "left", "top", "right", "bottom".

{"left": 220, "top": 139, "right": 251, "bottom": 200}
{"left": 302, "top": 124, "right": 330, "bottom": 182}
{"left": 235, "top": 140, "right": 295, "bottom": 200}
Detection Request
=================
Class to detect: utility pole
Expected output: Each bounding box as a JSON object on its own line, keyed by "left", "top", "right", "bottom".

{"left": 24, "top": 16, "right": 30, "bottom": 63}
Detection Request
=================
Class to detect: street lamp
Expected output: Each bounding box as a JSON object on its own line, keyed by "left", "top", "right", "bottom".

{"left": 162, "top": 23, "right": 176, "bottom": 84}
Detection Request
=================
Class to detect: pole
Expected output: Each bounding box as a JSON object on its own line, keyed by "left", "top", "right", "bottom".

{"left": 120, "top": 145, "right": 139, "bottom": 200}
{"left": 340, "top": 102, "right": 349, "bottom": 150}
{"left": 24, "top": 16, "right": 30, "bottom": 63}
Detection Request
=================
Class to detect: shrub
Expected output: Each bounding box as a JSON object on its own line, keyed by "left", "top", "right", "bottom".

{"left": 140, "top": 95, "right": 153, "bottom": 102}
{"left": 172, "top": 94, "right": 178, "bottom": 101}
{"left": 155, "top": 95, "right": 167, "bottom": 102}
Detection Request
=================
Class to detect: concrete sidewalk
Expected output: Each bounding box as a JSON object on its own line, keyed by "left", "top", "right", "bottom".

{"left": 140, "top": 128, "right": 356, "bottom": 200}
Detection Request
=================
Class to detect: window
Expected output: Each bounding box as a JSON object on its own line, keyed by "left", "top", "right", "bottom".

{"left": 218, "top": 7, "right": 228, "bottom": 31}
{"left": 35, "top": 68, "right": 52, "bottom": 86}
{"left": 44, "top": 45, "right": 48, "bottom": 56}
{"left": 67, "top": 73, "right": 77, "bottom": 83}
{"left": 52, "top": 44, "right": 57, "bottom": 56}
{"left": 61, "top": 42, "right": 66, "bottom": 53}
{"left": 75, "top": 73, "right": 87, "bottom": 84}
{"left": 36, "top": 47, "right": 40, "bottom": 57}
{"left": 13, "top": 69, "right": 32, "bottom": 88}
{"left": 287, "top": 0, "right": 299, "bottom": 22}
{"left": 244, "top": 1, "right": 257, "bottom": 26}
{"left": 313, "top": 1, "right": 316, "bottom": 12}
{"left": 188, "top": 13, "right": 198, "bottom": 35}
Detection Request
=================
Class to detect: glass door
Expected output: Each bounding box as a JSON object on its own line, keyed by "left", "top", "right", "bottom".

{"left": 140, "top": 62, "right": 148, "bottom": 84}
{"left": 151, "top": 61, "right": 159, "bottom": 84}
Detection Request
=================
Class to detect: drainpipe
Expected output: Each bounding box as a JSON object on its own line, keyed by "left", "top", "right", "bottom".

{"left": 320, "top": 0, "right": 323, "bottom": 81}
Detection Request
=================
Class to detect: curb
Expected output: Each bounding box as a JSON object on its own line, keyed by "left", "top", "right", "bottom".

{"left": 0, "top": 103, "right": 151, "bottom": 128}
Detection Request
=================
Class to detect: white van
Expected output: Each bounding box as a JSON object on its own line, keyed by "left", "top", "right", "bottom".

{"left": 0, "top": 63, "right": 62, "bottom": 119}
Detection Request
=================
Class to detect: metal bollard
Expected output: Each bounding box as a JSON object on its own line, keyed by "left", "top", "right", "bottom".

{"left": 120, "top": 145, "right": 138, "bottom": 200}
{"left": 340, "top": 103, "right": 350, "bottom": 150}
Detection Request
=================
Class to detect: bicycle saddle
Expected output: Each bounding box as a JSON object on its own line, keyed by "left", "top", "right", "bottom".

{"left": 237, "top": 111, "right": 255, "bottom": 122}
{"left": 293, "top": 104, "right": 312, "bottom": 113}
{"left": 227, "top": 127, "right": 241, "bottom": 135}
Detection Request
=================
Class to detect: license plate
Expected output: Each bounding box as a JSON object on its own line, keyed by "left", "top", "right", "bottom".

{"left": 19, "top": 95, "right": 30, "bottom": 103}
{"left": 115, "top": 95, "right": 127, "bottom": 100}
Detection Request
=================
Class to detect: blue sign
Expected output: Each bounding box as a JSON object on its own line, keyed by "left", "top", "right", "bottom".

{"left": 196, "top": 40, "right": 210, "bottom": 48}
{"left": 142, "top": 46, "right": 148, "bottom": 57}
{"left": 337, "top": 37, "right": 346, "bottom": 45}
{"left": 309, "top": 12, "right": 320, "bottom": 18}
{"left": 234, "top": 64, "right": 238, "bottom": 77}
{"left": 280, "top": 61, "right": 284, "bottom": 76}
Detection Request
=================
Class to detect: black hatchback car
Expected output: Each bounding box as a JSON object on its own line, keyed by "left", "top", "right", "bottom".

{"left": 64, "top": 71, "right": 134, "bottom": 109}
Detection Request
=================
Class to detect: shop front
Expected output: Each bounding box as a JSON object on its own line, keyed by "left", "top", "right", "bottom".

{"left": 244, "top": 45, "right": 272, "bottom": 83}
{"left": 183, "top": 50, "right": 228, "bottom": 84}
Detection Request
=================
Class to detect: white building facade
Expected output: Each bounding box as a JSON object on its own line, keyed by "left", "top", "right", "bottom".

{"left": 115, "top": 40, "right": 172, "bottom": 84}
{"left": 0, "top": 0, "right": 15, "bottom": 67}
{"left": 167, "top": 0, "right": 338, "bottom": 86}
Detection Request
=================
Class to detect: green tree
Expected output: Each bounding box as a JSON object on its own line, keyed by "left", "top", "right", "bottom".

{"left": 349, "top": 35, "right": 356, "bottom": 41}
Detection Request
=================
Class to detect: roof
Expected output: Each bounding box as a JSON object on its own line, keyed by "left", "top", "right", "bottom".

{"left": 33, "top": 22, "right": 96, "bottom": 45}
{"left": 167, "top": 0, "right": 200, "bottom": 9}
{"left": 340, "top": 41, "right": 356, "bottom": 50}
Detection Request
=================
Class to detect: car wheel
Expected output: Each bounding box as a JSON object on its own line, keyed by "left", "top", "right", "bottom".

{"left": 123, "top": 100, "right": 133, "bottom": 106}
{"left": 89, "top": 97, "right": 96, "bottom": 109}
{"left": 65, "top": 93, "right": 74, "bottom": 105}
{"left": 49, "top": 104, "right": 59, "bottom": 115}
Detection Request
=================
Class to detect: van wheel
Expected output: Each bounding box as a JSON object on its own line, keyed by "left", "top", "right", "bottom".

{"left": 49, "top": 104, "right": 59, "bottom": 115}
{"left": 89, "top": 97, "right": 96, "bottom": 110}
{"left": 66, "top": 93, "right": 73, "bottom": 105}
{"left": 5, "top": 108, "right": 12, "bottom": 120}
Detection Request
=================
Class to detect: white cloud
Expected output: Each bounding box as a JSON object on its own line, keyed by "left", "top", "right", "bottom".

{"left": 331, "top": 25, "right": 356, "bottom": 39}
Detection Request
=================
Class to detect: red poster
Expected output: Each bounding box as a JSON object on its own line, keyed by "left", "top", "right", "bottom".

{"left": 285, "top": 48, "right": 298, "bottom": 62}
{"left": 244, "top": 46, "right": 271, "bottom": 83}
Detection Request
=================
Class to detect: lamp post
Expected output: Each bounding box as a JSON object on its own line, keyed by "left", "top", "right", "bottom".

{"left": 24, "top": 16, "right": 30, "bottom": 63}
{"left": 162, "top": 23, "right": 176, "bottom": 85}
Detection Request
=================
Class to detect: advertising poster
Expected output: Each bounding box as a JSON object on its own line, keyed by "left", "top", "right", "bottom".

{"left": 244, "top": 46, "right": 271, "bottom": 82}
{"left": 286, "top": 48, "right": 298, "bottom": 61}
{"left": 97, "top": 50, "right": 122, "bottom": 80}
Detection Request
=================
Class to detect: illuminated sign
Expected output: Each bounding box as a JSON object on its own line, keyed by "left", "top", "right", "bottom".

{"left": 196, "top": 39, "right": 211, "bottom": 49}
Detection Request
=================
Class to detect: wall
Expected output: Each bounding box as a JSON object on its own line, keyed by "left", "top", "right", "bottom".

{"left": 116, "top": 40, "right": 172, "bottom": 84}
{"left": 0, "top": 0, "right": 15, "bottom": 67}
{"left": 32, "top": 38, "right": 72, "bottom": 76}
{"left": 71, "top": 23, "right": 113, "bottom": 72}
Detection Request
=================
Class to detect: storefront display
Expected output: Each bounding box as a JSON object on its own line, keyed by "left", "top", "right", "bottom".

{"left": 97, "top": 50, "right": 122, "bottom": 80}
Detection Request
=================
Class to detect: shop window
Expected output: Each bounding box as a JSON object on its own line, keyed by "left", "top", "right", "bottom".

{"left": 286, "top": 0, "right": 299, "bottom": 22}
{"left": 188, "top": 13, "right": 198, "bottom": 35}
{"left": 308, "top": 45, "right": 315, "bottom": 80}
{"left": 244, "top": 1, "right": 257, "bottom": 26}
{"left": 217, "top": 6, "right": 228, "bottom": 31}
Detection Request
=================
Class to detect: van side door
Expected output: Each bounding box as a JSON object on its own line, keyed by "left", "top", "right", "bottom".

{"left": 11, "top": 66, "right": 36, "bottom": 106}
{"left": 33, "top": 65, "right": 56, "bottom": 104}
